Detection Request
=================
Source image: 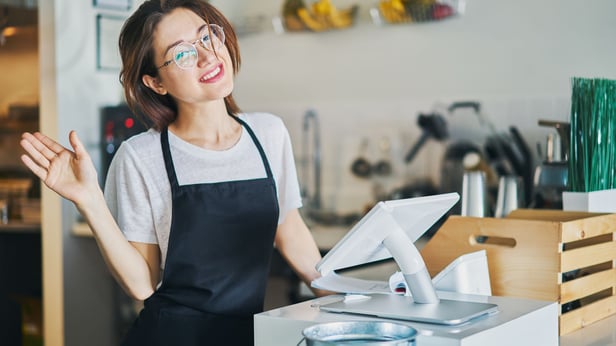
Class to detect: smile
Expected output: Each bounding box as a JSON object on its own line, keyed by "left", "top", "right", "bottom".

{"left": 200, "top": 65, "right": 223, "bottom": 83}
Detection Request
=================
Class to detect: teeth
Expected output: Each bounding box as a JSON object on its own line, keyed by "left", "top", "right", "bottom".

{"left": 202, "top": 66, "right": 221, "bottom": 81}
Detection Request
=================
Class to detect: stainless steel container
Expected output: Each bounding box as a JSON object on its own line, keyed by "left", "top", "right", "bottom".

{"left": 494, "top": 175, "right": 523, "bottom": 218}
{"left": 461, "top": 171, "right": 488, "bottom": 217}
{"left": 300, "top": 321, "right": 417, "bottom": 345}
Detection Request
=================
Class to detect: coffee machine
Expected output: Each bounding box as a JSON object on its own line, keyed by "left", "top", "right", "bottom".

{"left": 99, "top": 104, "right": 150, "bottom": 336}
{"left": 532, "top": 120, "right": 570, "bottom": 209}
{"left": 100, "top": 104, "right": 150, "bottom": 180}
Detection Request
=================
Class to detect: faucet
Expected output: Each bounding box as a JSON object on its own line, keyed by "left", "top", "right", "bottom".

{"left": 301, "top": 109, "right": 321, "bottom": 210}
{"left": 300, "top": 109, "right": 362, "bottom": 226}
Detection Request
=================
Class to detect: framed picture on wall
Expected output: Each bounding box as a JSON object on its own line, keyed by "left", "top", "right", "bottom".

{"left": 93, "top": 0, "right": 131, "bottom": 11}
{"left": 96, "top": 14, "right": 125, "bottom": 71}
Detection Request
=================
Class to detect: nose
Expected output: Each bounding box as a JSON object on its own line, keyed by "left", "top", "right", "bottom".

{"left": 196, "top": 44, "right": 219, "bottom": 67}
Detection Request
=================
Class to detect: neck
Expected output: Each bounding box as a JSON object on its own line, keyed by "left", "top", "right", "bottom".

{"left": 169, "top": 101, "right": 242, "bottom": 150}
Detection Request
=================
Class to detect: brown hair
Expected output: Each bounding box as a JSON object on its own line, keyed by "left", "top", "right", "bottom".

{"left": 118, "top": 0, "right": 241, "bottom": 131}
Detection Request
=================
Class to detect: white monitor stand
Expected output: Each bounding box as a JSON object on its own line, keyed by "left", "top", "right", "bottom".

{"left": 316, "top": 193, "right": 498, "bottom": 325}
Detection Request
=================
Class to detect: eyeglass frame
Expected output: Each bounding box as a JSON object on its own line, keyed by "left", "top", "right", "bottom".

{"left": 156, "top": 23, "right": 225, "bottom": 70}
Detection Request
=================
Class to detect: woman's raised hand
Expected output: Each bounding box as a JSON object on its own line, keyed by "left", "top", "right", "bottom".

{"left": 20, "top": 131, "right": 100, "bottom": 206}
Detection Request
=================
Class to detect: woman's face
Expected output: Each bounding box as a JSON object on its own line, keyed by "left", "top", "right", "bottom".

{"left": 148, "top": 8, "right": 234, "bottom": 107}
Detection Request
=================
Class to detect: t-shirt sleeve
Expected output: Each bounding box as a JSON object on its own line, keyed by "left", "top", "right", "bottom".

{"left": 276, "top": 119, "right": 303, "bottom": 224}
{"left": 104, "top": 142, "right": 158, "bottom": 244}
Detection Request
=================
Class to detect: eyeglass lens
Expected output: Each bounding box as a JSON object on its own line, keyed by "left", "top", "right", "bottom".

{"left": 173, "top": 24, "right": 225, "bottom": 69}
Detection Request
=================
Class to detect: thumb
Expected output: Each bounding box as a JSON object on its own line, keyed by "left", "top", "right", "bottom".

{"left": 68, "top": 130, "right": 88, "bottom": 159}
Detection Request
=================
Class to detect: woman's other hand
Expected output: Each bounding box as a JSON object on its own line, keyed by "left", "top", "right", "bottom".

{"left": 20, "top": 131, "right": 100, "bottom": 206}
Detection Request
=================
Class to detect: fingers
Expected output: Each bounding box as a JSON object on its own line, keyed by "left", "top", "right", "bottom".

{"left": 20, "top": 154, "right": 48, "bottom": 181}
{"left": 20, "top": 131, "right": 80, "bottom": 174}
{"left": 22, "top": 132, "right": 61, "bottom": 160}
{"left": 20, "top": 133, "right": 52, "bottom": 169}
{"left": 34, "top": 132, "right": 69, "bottom": 157}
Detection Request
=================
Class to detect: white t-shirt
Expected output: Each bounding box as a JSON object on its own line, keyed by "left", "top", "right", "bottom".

{"left": 104, "top": 112, "right": 302, "bottom": 269}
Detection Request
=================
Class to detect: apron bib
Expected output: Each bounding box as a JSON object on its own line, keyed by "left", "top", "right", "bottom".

{"left": 121, "top": 116, "right": 279, "bottom": 346}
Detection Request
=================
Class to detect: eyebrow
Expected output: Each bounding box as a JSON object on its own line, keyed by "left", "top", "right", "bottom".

{"left": 162, "top": 24, "right": 208, "bottom": 57}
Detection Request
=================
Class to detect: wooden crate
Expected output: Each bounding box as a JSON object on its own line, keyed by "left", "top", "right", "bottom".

{"left": 420, "top": 209, "right": 616, "bottom": 335}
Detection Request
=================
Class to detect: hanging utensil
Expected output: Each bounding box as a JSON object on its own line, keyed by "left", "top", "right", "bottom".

{"left": 350, "top": 138, "right": 372, "bottom": 178}
{"left": 404, "top": 113, "right": 448, "bottom": 164}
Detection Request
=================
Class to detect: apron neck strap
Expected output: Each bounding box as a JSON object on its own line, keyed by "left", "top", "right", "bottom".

{"left": 160, "top": 114, "right": 275, "bottom": 189}
{"left": 160, "top": 127, "right": 179, "bottom": 189}
{"left": 230, "top": 115, "right": 274, "bottom": 179}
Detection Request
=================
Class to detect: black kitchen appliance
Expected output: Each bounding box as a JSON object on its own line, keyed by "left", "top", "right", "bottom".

{"left": 100, "top": 104, "right": 150, "bottom": 181}
{"left": 100, "top": 104, "right": 150, "bottom": 340}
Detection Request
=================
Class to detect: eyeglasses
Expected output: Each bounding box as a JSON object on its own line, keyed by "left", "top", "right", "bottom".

{"left": 157, "top": 24, "right": 225, "bottom": 70}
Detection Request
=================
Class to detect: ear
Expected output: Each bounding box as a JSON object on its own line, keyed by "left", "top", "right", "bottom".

{"left": 142, "top": 74, "right": 168, "bottom": 95}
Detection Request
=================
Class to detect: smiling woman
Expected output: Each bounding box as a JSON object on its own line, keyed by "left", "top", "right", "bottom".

{"left": 19, "top": 1, "right": 328, "bottom": 345}
{"left": 118, "top": 0, "right": 242, "bottom": 131}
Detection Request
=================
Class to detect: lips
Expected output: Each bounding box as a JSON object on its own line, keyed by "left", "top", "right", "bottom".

{"left": 199, "top": 64, "right": 224, "bottom": 83}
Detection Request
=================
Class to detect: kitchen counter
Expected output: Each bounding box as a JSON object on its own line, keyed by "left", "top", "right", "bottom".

{"left": 256, "top": 293, "right": 616, "bottom": 345}
{"left": 0, "top": 222, "right": 40, "bottom": 234}
{"left": 255, "top": 291, "right": 559, "bottom": 345}
{"left": 72, "top": 221, "right": 94, "bottom": 237}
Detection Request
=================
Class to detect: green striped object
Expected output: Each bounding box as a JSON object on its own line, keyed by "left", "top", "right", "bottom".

{"left": 569, "top": 77, "right": 616, "bottom": 192}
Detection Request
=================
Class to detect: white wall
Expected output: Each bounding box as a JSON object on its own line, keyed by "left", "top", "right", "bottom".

{"left": 224, "top": 0, "right": 616, "bottom": 212}
{"left": 53, "top": 1, "right": 127, "bottom": 345}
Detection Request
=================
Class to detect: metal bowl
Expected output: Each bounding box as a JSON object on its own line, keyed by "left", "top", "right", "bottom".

{"left": 301, "top": 321, "right": 417, "bottom": 345}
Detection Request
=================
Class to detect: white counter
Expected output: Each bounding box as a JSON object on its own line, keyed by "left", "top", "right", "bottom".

{"left": 255, "top": 291, "right": 559, "bottom": 346}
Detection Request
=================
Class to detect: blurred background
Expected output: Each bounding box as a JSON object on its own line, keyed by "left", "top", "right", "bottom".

{"left": 0, "top": 0, "right": 614, "bottom": 345}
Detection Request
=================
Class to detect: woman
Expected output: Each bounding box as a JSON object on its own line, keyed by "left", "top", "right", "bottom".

{"left": 20, "top": 1, "right": 327, "bottom": 345}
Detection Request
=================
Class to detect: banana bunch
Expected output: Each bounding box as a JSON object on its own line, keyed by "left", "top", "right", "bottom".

{"left": 284, "top": 0, "right": 359, "bottom": 32}
{"left": 378, "top": 0, "right": 412, "bottom": 24}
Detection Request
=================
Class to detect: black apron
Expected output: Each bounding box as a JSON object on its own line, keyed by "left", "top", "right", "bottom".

{"left": 121, "top": 116, "right": 279, "bottom": 346}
